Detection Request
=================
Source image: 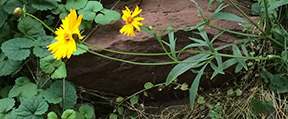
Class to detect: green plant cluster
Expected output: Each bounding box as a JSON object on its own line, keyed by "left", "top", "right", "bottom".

{"left": 0, "top": 0, "right": 121, "bottom": 118}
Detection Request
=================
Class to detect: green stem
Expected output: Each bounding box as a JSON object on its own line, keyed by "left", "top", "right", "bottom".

{"left": 26, "top": 13, "right": 55, "bottom": 34}
{"left": 207, "top": 24, "right": 260, "bottom": 37}
{"left": 155, "top": 34, "right": 178, "bottom": 61}
{"left": 228, "top": 0, "right": 265, "bottom": 35}
{"left": 263, "top": 0, "right": 270, "bottom": 33}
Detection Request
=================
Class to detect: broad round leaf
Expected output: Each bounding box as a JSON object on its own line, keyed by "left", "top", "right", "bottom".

{"left": 43, "top": 80, "right": 77, "bottom": 109}
{"left": 29, "top": 0, "right": 58, "bottom": 11}
{"left": 0, "top": 86, "right": 13, "bottom": 98}
{"left": 33, "top": 36, "right": 53, "bottom": 58}
{"left": 1, "top": 38, "right": 33, "bottom": 61}
{"left": 15, "top": 77, "right": 30, "bottom": 86}
{"left": 40, "top": 55, "right": 63, "bottom": 74}
{"left": 9, "top": 82, "right": 38, "bottom": 99}
{"left": 0, "top": 23, "right": 11, "bottom": 44}
{"left": 47, "top": 112, "right": 58, "bottom": 119}
{"left": 79, "top": 104, "right": 94, "bottom": 119}
{"left": 3, "top": 0, "right": 25, "bottom": 14}
{"left": 0, "top": 53, "right": 22, "bottom": 77}
{"left": 94, "top": 9, "right": 120, "bottom": 25}
{"left": 50, "top": 62, "right": 67, "bottom": 79}
{"left": 144, "top": 82, "right": 153, "bottom": 89}
{"left": 0, "top": 98, "right": 15, "bottom": 119}
{"left": 78, "top": 1, "right": 103, "bottom": 20}
{"left": 130, "top": 96, "right": 138, "bottom": 106}
{"left": 52, "top": 4, "right": 69, "bottom": 19}
{"left": 65, "top": 0, "right": 87, "bottom": 10}
{"left": 61, "top": 109, "right": 76, "bottom": 119}
{"left": 18, "top": 16, "right": 45, "bottom": 38}
{"left": 12, "top": 97, "right": 48, "bottom": 118}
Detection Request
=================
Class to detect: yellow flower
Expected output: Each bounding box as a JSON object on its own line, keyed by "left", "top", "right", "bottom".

{"left": 47, "top": 9, "right": 83, "bottom": 60}
{"left": 120, "top": 5, "right": 144, "bottom": 37}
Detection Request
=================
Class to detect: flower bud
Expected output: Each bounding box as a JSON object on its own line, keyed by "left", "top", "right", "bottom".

{"left": 13, "top": 7, "right": 23, "bottom": 17}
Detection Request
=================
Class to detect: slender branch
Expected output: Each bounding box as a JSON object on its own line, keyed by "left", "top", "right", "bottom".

{"left": 26, "top": 13, "right": 55, "bottom": 34}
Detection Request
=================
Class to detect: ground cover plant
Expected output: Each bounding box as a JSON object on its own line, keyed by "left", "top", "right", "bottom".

{"left": 0, "top": 0, "right": 287, "bottom": 119}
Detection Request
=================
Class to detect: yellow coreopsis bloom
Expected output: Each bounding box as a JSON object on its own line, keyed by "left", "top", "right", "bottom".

{"left": 120, "top": 5, "right": 144, "bottom": 37}
{"left": 47, "top": 9, "right": 83, "bottom": 60}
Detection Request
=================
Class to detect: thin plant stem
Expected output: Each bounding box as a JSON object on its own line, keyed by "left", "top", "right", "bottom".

{"left": 26, "top": 13, "right": 55, "bottom": 34}
{"left": 207, "top": 24, "right": 260, "bottom": 37}
{"left": 62, "top": 78, "right": 66, "bottom": 112}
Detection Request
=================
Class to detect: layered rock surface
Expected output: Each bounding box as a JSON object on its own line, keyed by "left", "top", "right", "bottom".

{"left": 67, "top": 0, "right": 255, "bottom": 96}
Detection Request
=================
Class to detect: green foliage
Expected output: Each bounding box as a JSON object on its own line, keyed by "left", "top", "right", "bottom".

{"left": 0, "top": 8, "right": 8, "bottom": 27}
{"left": 251, "top": 98, "right": 273, "bottom": 113}
{"left": 0, "top": 98, "right": 15, "bottom": 119}
{"left": 109, "top": 114, "right": 118, "bottom": 119}
{"left": 1, "top": 38, "right": 33, "bottom": 61}
{"left": 235, "top": 89, "right": 243, "bottom": 96}
{"left": 116, "top": 97, "right": 124, "bottom": 103}
{"left": 210, "top": 12, "right": 248, "bottom": 23}
{"left": 129, "top": 96, "right": 138, "bottom": 106}
{"left": 43, "top": 80, "right": 77, "bottom": 109}
{"left": 65, "top": 0, "right": 87, "bottom": 10}
{"left": 2, "top": 0, "right": 25, "bottom": 14}
{"left": 52, "top": 4, "right": 69, "bottom": 19}
{"left": 79, "top": 104, "right": 94, "bottom": 119}
{"left": 144, "top": 82, "right": 154, "bottom": 89}
{"left": 72, "top": 43, "right": 88, "bottom": 56}
{"left": 0, "top": 53, "right": 22, "bottom": 77}
{"left": 28, "top": 0, "right": 58, "bottom": 11}
{"left": 197, "top": 96, "right": 205, "bottom": 104}
{"left": 8, "top": 77, "right": 38, "bottom": 100}
{"left": 18, "top": 16, "right": 45, "bottom": 38}
{"left": 61, "top": 109, "right": 76, "bottom": 119}
{"left": 208, "top": 103, "right": 223, "bottom": 119}
{"left": 40, "top": 55, "right": 67, "bottom": 79}
{"left": 47, "top": 112, "right": 58, "bottom": 119}
{"left": 78, "top": 1, "right": 103, "bottom": 21}
{"left": 33, "top": 36, "right": 54, "bottom": 58}
{"left": 94, "top": 9, "right": 121, "bottom": 25}
{"left": 12, "top": 97, "right": 49, "bottom": 119}
{"left": 260, "top": 71, "right": 288, "bottom": 93}
{"left": 226, "top": 89, "right": 234, "bottom": 96}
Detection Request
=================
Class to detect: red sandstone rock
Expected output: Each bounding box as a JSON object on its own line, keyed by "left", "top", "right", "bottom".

{"left": 67, "top": 0, "right": 255, "bottom": 96}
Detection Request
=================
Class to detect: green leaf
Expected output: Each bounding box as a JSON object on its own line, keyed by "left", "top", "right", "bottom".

{"left": 144, "top": 82, "right": 154, "bottom": 89}
{"left": 210, "top": 12, "right": 248, "bottom": 23}
{"left": 33, "top": 36, "right": 54, "bottom": 58}
{"left": 166, "top": 54, "right": 210, "bottom": 85}
{"left": 52, "top": 4, "right": 69, "bottom": 19}
{"left": 0, "top": 8, "right": 8, "bottom": 27}
{"left": 29, "top": 0, "right": 58, "bottom": 11}
{"left": 47, "top": 112, "right": 58, "bottom": 119}
{"left": 78, "top": 1, "right": 103, "bottom": 21}
{"left": 40, "top": 55, "right": 67, "bottom": 79}
{"left": 0, "top": 23, "right": 11, "bottom": 44}
{"left": 232, "top": 44, "right": 248, "bottom": 72}
{"left": 0, "top": 98, "right": 15, "bottom": 119}
{"left": 75, "top": 112, "right": 85, "bottom": 119}
{"left": 65, "top": 0, "right": 87, "bottom": 10}
{"left": 0, "top": 0, "right": 7, "bottom": 5}
{"left": 43, "top": 80, "right": 77, "bottom": 109}
{"left": 51, "top": 62, "right": 67, "bottom": 79}
{"left": 180, "top": 83, "right": 189, "bottom": 91}
{"left": 197, "top": 96, "right": 205, "bottom": 104}
{"left": 94, "top": 9, "right": 121, "bottom": 25}
{"left": 109, "top": 114, "right": 117, "bottom": 119}
{"left": 0, "top": 53, "right": 22, "bottom": 77}
{"left": 284, "top": 105, "right": 288, "bottom": 110}
{"left": 130, "top": 96, "right": 138, "bottom": 106}
{"left": 79, "top": 20, "right": 92, "bottom": 30}
{"left": 117, "top": 107, "right": 124, "bottom": 115}
{"left": 268, "top": 0, "right": 288, "bottom": 11}
{"left": 227, "top": 89, "right": 234, "bottom": 96}
{"left": 3, "top": 0, "right": 25, "bottom": 14}
{"left": 116, "top": 97, "right": 124, "bottom": 103}
{"left": 12, "top": 97, "right": 48, "bottom": 119}
{"left": 61, "top": 109, "right": 76, "bottom": 119}
{"left": 9, "top": 82, "right": 38, "bottom": 99}
{"left": 251, "top": 98, "right": 273, "bottom": 113}
{"left": 18, "top": 16, "right": 45, "bottom": 38}
{"left": 79, "top": 104, "right": 94, "bottom": 119}
{"left": 235, "top": 89, "right": 242, "bottom": 96}
{"left": 0, "top": 86, "right": 13, "bottom": 98}
{"left": 72, "top": 43, "right": 88, "bottom": 56}
{"left": 15, "top": 77, "right": 30, "bottom": 86}
{"left": 189, "top": 64, "right": 207, "bottom": 110}
{"left": 1, "top": 38, "right": 33, "bottom": 60}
